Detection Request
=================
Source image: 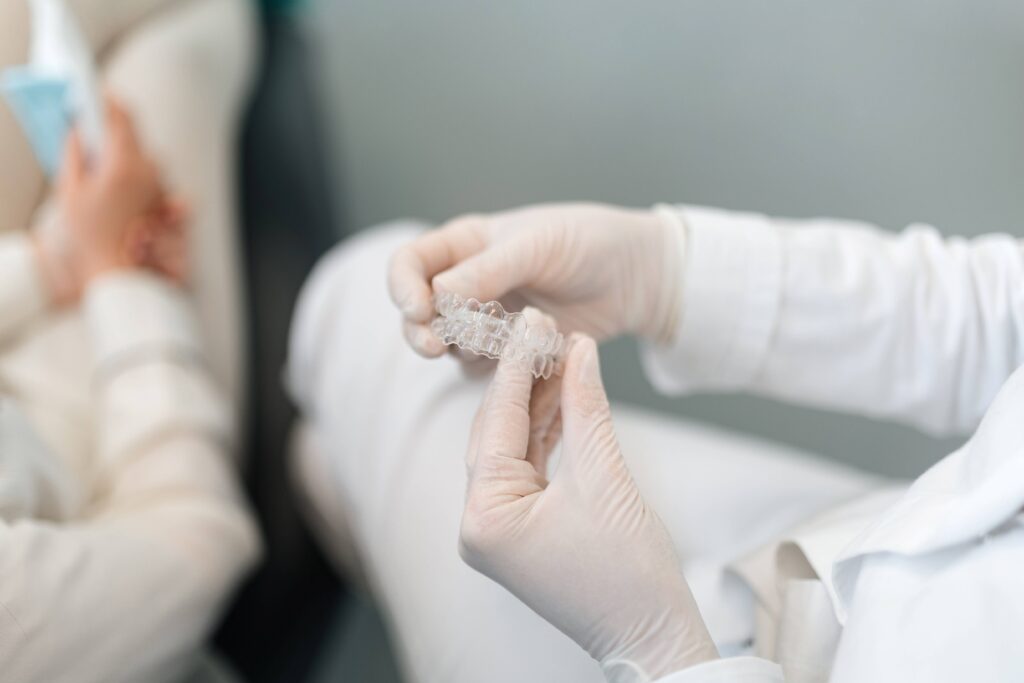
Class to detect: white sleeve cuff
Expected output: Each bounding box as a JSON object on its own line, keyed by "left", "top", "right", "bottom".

{"left": 0, "top": 234, "right": 48, "bottom": 339}
{"left": 83, "top": 271, "right": 203, "bottom": 375}
{"left": 653, "top": 657, "right": 784, "bottom": 683}
{"left": 640, "top": 205, "right": 784, "bottom": 395}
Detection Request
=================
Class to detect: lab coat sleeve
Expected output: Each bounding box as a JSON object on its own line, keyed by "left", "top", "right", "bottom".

{"left": 0, "top": 271, "right": 261, "bottom": 683}
{"left": 642, "top": 205, "right": 1024, "bottom": 436}
{"left": 652, "top": 657, "right": 784, "bottom": 682}
{"left": 0, "top": 233, "right": 49, "bottom": 347}
{"left": 825, "top": 363, "right": 1024, "bottom": 682}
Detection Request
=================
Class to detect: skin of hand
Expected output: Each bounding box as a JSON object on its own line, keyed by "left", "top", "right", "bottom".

{"left": 459, "top": 317, "right": 719, "bottom": 682}
{"left": 387, "top": 203, "right": 682, "bottom": 358}
{"left": 32, "top": 96, "right": 189, "bottom": 306}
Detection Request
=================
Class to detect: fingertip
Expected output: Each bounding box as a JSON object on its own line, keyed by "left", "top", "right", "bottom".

{"left": 488, "top": 349, "right": 538, "bottom": 432}
{"left": 388, "top": 249, "right": 437, "bottom": 322}
{"left": 430, "top": 271, "right": 454, "bottom": 294}
{"left": 105, "top": 93, "right": 125, "bottom": 129}
{"left": 106, "top": 94, "right": 140, "bottom": 150}
{"left": 163, "top": 195, "right": 189, "bottom": 220}
{"left": 563, "top": 333, "right": 601, "bottom": 390}
{"left": 418, "top": 328, "right": 448, "bottom": 357}
{"left": 61, "top": 129, "right": 84, "bottom": 179}
{"left": 576, "top": 334, "right": 599, "bottom": 358}
{"left": 565, "top": 331, "right": 594, "bottom": 358}
{"left": 403, "top": 321, "right": 447, "bottom": 358}
{"left": 397, "top": 282, "right": 435, "bottom": 323}
{"left": 431, "top": 268, "right": 467, "bottom": 299}
{"left": 494, "top": 342, "right": 537, "bottom": 387}
{"left": 520, "top": 306, "right": 557, "bottom": 331}
{"left": 102, "top": 90, "right": 116, "bottom": 115}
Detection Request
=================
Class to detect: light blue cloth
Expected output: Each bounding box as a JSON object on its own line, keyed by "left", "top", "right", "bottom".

{"left": 1, "top": 68, "right": 71, "bottom": 176}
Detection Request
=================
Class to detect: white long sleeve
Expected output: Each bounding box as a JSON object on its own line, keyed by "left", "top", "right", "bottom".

{"left": 642, "top": 205, "right": 1024, "bottom": 436}
{"left": 0, "top": 272, "right": 260, "bottom": 683}
{"left": 0, "top": 233, "right": 49, "bottom": 347}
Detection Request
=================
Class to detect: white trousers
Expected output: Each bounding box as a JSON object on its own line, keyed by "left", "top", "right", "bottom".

{"left": 288, "top": 224, "right": 881, "bottom": 683}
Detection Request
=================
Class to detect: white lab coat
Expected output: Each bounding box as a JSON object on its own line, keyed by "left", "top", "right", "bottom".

{"left": 0, "top": 234, "right": 260, "bottom": 683}
{"left": 642, "top": 206, "right": 1024, "bottom": 683}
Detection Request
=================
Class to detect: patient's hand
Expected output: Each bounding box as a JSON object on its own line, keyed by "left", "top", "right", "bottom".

{"left": 33, "top": 96, "right": 189, "bottom": 305}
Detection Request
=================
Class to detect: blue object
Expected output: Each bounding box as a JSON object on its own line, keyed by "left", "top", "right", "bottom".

{"left": 1, "top": 68, "right": 71, "bottom": 177}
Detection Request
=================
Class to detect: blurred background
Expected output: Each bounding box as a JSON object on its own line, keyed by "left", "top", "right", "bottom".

{"left": 221, "top": 0, "right": 1024, "bottom": 680}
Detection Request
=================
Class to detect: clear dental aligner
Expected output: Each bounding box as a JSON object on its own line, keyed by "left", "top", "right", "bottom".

{"left": 431, "top": 292, "right": 566, "bottom": 379}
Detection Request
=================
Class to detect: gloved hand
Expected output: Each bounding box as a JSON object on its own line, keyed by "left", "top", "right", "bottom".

{"left": 459, "top": 321, "right": 718, "bottom": 683}
{"left": 388, "top": 203, "right": 685, "bottom": 357}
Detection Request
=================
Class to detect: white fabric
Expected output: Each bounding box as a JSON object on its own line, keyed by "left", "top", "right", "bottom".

{"left": 0, "top": 397, "right": 75, "bottom": 522}
{"left": 654, "top": 657, "right": 783, "bottom": 683}
{"left": 641, "top": 205, "right": 1024, "bottom": 682}
{"left": 772, "top": 580, "right": 841, "bottom": 683}
{"left": 0, "top": 234, "right": 47, "bottom": 341}
{"left": 0, "top": 268, "right": 259, "bottom": 683}
{"left": 84, "top": 270, "right": 204, "bottom": 366}
{"left": 287, "top": 225, "right": 877, "bottom": 683}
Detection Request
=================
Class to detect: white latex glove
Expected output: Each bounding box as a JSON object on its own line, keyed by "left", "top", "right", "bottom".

{"left": 459, "top": 323, "right": 718, "bottom": 683}
{"left": 388, "top": 203, "right": 685, "bottom": 357}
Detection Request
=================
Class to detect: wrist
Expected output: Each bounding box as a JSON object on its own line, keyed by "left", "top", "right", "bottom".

{"left": 602, "top": 620, "right": 718, "bottom": 683}
{"left": 630, "top": 206, "right": 686, "bottom": 345}
{"left": 81, "top": 251, "right": 134, "bottom": 285}
{"left": 30, "top": 234, "right": 78, "bottom": 307}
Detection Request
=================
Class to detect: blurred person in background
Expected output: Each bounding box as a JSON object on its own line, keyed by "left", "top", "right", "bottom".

{"left": 0, "top": 0, "right": 260, "bottom": 681}
{"left": 289, "top": 200, "right": 1024, "bottom": 682}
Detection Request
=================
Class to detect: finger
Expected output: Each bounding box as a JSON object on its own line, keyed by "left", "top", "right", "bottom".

{"left": 403, "top": 319, "right": 447, "bottom": 358}
{"left": 101, "top": 96, "right": 126, "bottom": 167}
{"left": 103, "top": 94, "right": 126, "bottom": 148}
{"left": 557, "top": 334, "right": 619, "bottom": 470}
{"left": 125, "top": 220, "right": 151, "bottom": 263}
{"left": 515, "top": 307, "right": 564, "bottom": 473}
{"left": 105, "top": 94, "right": 140, "bottom": 154}
{"left": 526, "top": 374, "right": 562, "bottom": 475}
{"left": 466, "top": 303, "right": 555, "bottom": 470}
{"left": 60, "top": 129, "right": 86, "bottom": 186}
{"left": 150, "top": 196, "right": 189, "bottom": 234}
{"left": 387, "top": 215, "right": 489, "bottom": 323}
{"left": 431, "top": 223, "right": 545, "bottom": 304}
{"left": 470, "top": 346, "right": 536, "bottom": 486}
{"left": 161, "top": 251, "right": 189, "bottom": 284}
{"left": 153, "top": 231, "right": 189, "bottom": 283}
{"left": 160, "top": 196, "right": 190, "bottom": 225}
{"left": 466, "top": 369, "right": 498, "bottom": 470}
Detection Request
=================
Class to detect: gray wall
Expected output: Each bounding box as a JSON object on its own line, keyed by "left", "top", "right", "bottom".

{"left": 302, "top": 0, "right": 1024, "bottom": 477}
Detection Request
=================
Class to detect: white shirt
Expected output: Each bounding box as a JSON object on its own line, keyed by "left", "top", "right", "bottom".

{"left": 0, "top": 233, "right": 260, "bottom": 683}
{"left": 642, "top": 206, "right": 1024, "bottom": 683}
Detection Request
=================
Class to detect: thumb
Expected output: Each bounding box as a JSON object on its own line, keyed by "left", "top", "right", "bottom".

{"left": 60, "top": 129, "right": 86, "bottom": 187}
{"left": 432, "top": 234, "right": 542, "bottom": 304}
{"left": 559, "top": 335, "right": 619, "bottom": 470}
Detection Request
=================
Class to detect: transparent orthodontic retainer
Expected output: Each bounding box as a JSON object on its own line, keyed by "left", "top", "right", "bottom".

{"left": 431, "top": 292, "right": 566, "bottom": 379}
